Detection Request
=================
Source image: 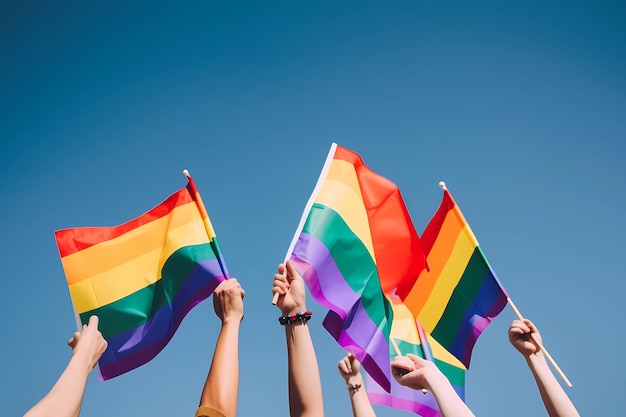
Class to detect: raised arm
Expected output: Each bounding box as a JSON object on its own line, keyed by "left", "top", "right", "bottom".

{"left": 24, "top": 315, "right": 108, "bottom": 417}
{"left": 272, "top": 260, "right": 324, "bottom": 417}
{"left": 196, "top": 278, "right": 245, "bottom": 417}
{"left": 391, "top": 354, "right": 475, "bottom": 417}
{"left": 509, "top": 319, "right": 580, "bottom": 417}
{"left": 337, "top": 353, "right": 377, "bottom": 417}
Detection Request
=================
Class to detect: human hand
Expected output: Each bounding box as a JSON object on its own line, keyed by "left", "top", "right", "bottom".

{"left": 272, "top": 260, "right": 306, "bottom": 315}
{"left": 508, "top": 319, "right": 542, "bottom": 358}
{"left": 391, "top": 354, "right": 440, "bottom": 391}
{"left": 337, "top": 352, "right": 363, "bottom": 386}
{"left": 213, "top": 278, "right": 245, "bottom": 324}
{"left": 67, "top": 315, "right": 108, "bottom": 370}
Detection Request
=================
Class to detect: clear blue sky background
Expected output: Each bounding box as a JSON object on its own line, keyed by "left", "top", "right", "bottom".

{"left": 2, "top": 1, "right": 624, "bottom": 416}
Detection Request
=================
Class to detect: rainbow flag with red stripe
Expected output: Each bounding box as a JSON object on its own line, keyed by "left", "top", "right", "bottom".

{"left": 397, "top": 184, "right": 508, "bottom": 368}
{"left": 54, "top": 173, "right": 228, "bottom": 380}
{"left": 287, "top": 143, "right": 425, "bottom": 392}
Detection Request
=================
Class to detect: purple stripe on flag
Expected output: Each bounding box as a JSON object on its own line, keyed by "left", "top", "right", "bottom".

{"left": 290, "top": 232, "right": 392, "bottom": 391}
{"left": 324, "top": 308, "right": 392, "bottom": 392}
{"left": 98, "top": 259, "right": 225, "bottom": 379}
{"left": 451, "top": 269, "right": 508, "bottom": 366}
{"left": 290, "top": 233, "right": 364, "bottom": 315}
{"left": 368, "top": 377, "right": 441, "bottom": 417}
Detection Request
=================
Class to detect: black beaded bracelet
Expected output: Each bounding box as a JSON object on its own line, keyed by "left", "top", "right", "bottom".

{"left": 278, "top": 311, "right": 312, "bottom": 325}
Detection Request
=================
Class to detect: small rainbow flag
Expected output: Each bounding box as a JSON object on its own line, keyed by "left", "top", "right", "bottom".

{"left": 397, "top": 184, "right": 508, "bottom": 368}
{"left": 54, "top": 173, "right": 228, "bottom": 380}
{"left": 367, "top": 295, "right": 466, "bottom": 416}
{"left": 287, "top": 143, "right": 425, "bottom": 392}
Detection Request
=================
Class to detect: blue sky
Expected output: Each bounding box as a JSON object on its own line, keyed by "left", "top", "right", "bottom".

{"left": 1, "top": 1, "right": 624, "bottom": 416}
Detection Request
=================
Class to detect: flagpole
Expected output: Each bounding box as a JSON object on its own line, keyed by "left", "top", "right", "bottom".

{"left": 272, "top": 143, "right": 339, "bottom": 306}
{"left": 439, "top": 181, "right": 571, "bottom": 387}
{"left": 183, "top": 169, "right": 230, "bottom": 279}
{"left": 507, "top": 298, "right": 572, "bottom": 388}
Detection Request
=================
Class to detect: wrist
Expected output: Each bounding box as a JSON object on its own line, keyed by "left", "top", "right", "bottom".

{"left": 525, "top": 351, "right": 548, "bottom": 368}
{"left": 421, "top": 369, "right": 448, "bottom": 392}
{"left": 278, "top": 311, "right": 312, "bottom": 326}
{"left": 70, "top": 351, "right": 98, "bottom": 374}
{"left": 345, "top": 375, "right": 363, "bottom": 386}
{"left": 281, "top": 305, "right": 307, "bottom": 316}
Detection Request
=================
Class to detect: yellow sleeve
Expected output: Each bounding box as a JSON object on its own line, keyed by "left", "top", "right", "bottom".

{"left": 194, "top": 406, "right": 227, "bottom": 417}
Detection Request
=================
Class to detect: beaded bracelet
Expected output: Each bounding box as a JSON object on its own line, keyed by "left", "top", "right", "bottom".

{"left": 278, "top": 311, "right": 312, "bottom": 325}
{"left": 347, "top": 383, "right": 362, "bottom": 391}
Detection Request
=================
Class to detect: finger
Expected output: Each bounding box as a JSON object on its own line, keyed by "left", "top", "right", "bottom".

{"left": 391, "top": 356, "right": 415, "bottom": 372}
{"left": 214, "top": 279, "right": 229, "bottom": 293}
{"left": 347, "top": 353, "right": 358, "bottom": 368}
{"left": 224, "top": 279, "right": 239, "bottom": 290}
{"left": 87, "top": 315, "right": 99, "bottom": 329}
{"left": 285, "top": 260, "right": 300, "bottom": 283}
{"left": 272, "top": 279, "right": 289, "bottom": 294}
{"left": 511, "top": 319, "right": 532, "bottom": 332}
{"left": 509, "top": 326, "right": 526, "bottom": 336}
{"left": 68, "top": 332, "right": 80, "bottom": 347}
{"left": 273, "top": 272, "right": 288, "bottom": 285}
{"left": 338, "top": 359, "right": 350, "bottom": 374}
{"left": 405, "top": 353, "right": 423, "bottom": 364}
{"left": 391, "top": 365, "right": 409, "bottom": 380}
{"left": 224, "top": 278, "right": 238, "bottom": 288}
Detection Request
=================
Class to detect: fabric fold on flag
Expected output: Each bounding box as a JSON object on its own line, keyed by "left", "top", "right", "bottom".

{"left": 287, "top": 143, "right": 425, "bottom": 392}
{"left": 396, "top": 186, "right": 508, "bottom": 368}
{"left": 366, "top": 296, "right": 466, "bottom": 416}
{"left": 55, "top": 174, "right": 228, "bottom": 380}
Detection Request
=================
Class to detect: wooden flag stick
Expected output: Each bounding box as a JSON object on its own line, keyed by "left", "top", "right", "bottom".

{"left": 507, "top": 297, "right": 572, "bottom": 388}
{"left": 271, "top": 262, "right": 288, "bottom": 305}
{"left": 390, "top": 337, "right": 402, "bottom": 356}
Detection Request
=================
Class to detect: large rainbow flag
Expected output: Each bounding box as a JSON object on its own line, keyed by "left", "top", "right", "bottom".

{"left": 54, "top": 173, "right": 228, "bottom": 380}
{"left": 366, "top": 295, "right": 466, "bottom": 416}
{"left": 397, "top": 183, "right": 508, "bottom": 368}
{"left": 287, "top": 143, "right": 425, "bottom": 392}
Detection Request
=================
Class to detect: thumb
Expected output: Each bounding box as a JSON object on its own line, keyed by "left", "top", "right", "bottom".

{"left": 285, "top": 260, "right": 300, "bottom": 283}
{"left": 405, "top": 353, "right": 427, "bottom": 366}
{"left": 87, "top": 315, "right": 99, "bottom": 331}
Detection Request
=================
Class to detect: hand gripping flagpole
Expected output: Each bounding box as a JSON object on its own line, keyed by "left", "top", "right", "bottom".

{"left": 507, "top": 298, "right": 573, "bottom": 388}
{"left": 437, "top": 181, "right": 572, "bottom": 388}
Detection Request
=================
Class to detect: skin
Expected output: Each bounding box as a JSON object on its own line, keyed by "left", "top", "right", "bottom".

{"left": 272, "top": 260, "right": 324, "bottom": 417}
{"left": 337, "top": 353, "right": 377, "bottom": 417}
{"left": 198, "top": 278, "right": 245, "bottom": 417}
{"left": 508, "top": 319, "right": 580, "bottom": 417}
{"left": 391, "top": 354, "right": 476, "bottom": 417}
{"left": 24, "top": 315, "right": 108, "bottom": 417}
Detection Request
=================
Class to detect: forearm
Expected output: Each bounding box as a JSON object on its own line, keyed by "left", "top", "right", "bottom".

{"left": 285, "top": 323, "right": 324, "bottom": 417}
{"left": 526, "top": 354, "right": 580, "bottom": 417}
{"left": 199, "top": 320, "right": 241, "bottom": 417}
{"left": 23, "top": 356, "right": 92, "bottom": 417}
{"left": 345, "top": 376, "right": 376, "bottom": 417}
{"left": 428, "top": 373, "right": 475, "bottom": 417}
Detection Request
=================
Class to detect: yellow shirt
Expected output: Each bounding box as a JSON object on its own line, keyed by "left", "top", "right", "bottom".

{"left": 194, "top": 406, "right": 227, "bottom": 417}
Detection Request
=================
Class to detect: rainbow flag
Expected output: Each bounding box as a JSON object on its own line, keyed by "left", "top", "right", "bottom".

{"left": 287, "top": 143, "right": 425, "bottom": 392}
{"left": 54, "top": 173, "right": 228, "bottom": 380}
{"left": 367, "top": 296, "right": 466, "bottom": 416}
{"left": 397, "top": 184, "right": 508, "bottom": 368}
